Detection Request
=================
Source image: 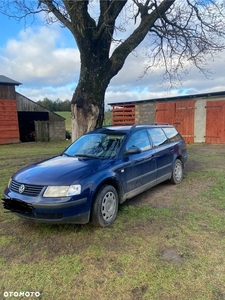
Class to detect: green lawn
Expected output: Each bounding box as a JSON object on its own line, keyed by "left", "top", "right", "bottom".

{"left": 0, "top": 143, "right": 225, "bottom": 300}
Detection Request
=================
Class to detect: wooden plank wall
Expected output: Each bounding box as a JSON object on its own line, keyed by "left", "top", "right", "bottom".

{"left": 112, "top": 104, "right": 135, "bottom": 125}
{"left": 0, "top": 99, "right": 20, "bottom": 144}
{"left": 156, "top": 100, "right": 195, "bottom": 144}
{"left": 205, "top": 100, "right": 225, "bottom": 143}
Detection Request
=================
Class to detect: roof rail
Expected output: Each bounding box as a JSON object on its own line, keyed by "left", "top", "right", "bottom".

{"left": 130, "top": 123, "right": 169, "bottom": 130}
{"left": 148, "top": 122, "right": 169, "bottom": 125}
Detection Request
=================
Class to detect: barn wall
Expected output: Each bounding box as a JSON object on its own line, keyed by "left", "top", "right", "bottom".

{"left": 205, "top": 99, "right": 225, "bottom": 143}
{"left": 194, "top": 98, "right": 207, "bottom": 143}
{"left": 0, "top": 99, "right": 20, "bottom": 144}
{"left": 135, "top": 103, "right": 155, "bottom": 123}
{"left": 0, "top": 85, "right": 16, "bottom": 99}
{"left": 0, "top": 84, "right": 20, "bottom": 144}
{"left": 194, "top": 97, "right": 225, "bottom": 143}
{"left": 111, "top": 93, "right": 225, "bottom": 144}
{"left": 34, "top": 121, "right": 49, "bottom": 142}
{"left": 17, "top": 93, "right": 51, "bottom": 113}
{"left": 49, "top": 121, "right": 66, "bottom": 141}
{"left": 155, "top": 100, "right": 195, "bottom": 144}
{"left": 16, "top": 93, "right": 65, "bottom": 141}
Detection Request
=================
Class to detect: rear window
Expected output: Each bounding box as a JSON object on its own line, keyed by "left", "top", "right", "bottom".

{"left": 163, "top": 127, "right": 182, "bottom": 142}
{"left": 147, "top": 128, "right": 168, "bottom": 147}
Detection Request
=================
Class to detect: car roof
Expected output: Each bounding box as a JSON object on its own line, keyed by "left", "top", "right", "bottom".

{"left": 91, "top": 124, "right": 174, "bottom": 135}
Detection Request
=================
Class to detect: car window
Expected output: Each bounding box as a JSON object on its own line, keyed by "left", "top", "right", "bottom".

{"left": 64, "top": 133, "right": 125, "bottom": 159}
{"left": 125, "top": 130, "right": 151, "bottom": 152}
{"left": 163, "top": 127, "right": 182, "bottom": 142}
{"left": 147, "top": 128, "right": 168, "bottom": 147}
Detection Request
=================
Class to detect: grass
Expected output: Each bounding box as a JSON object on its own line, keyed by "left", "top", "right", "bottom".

{"left": 0, "top": 142, "right": 225, "bottom": 299}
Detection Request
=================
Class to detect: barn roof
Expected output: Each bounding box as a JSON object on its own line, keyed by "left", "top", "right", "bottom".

{"left": 109, "top": 90, "right": 225, "bottom": 106}
{"left": 0, "top": 75, "right": 22, "bottom": 86}
{"left": 16, "top": 92, "right": 66, "bottom": 121}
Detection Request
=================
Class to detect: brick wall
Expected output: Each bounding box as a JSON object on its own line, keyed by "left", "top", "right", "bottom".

{"left": 49, "top": 121, "right": 65, "bottom": 141}
{"left": 135, "top": 102, "right": 156, "bottom": 124}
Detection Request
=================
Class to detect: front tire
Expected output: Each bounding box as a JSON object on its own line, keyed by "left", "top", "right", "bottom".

{"left": 91, "top": 185, "right": 119, "bottom": 227}
{"left": 170, "top": 159, "right": 183, "bottom": 184}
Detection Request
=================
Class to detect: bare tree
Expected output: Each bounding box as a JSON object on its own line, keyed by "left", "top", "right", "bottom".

{"left": 1, "top": 0, "right": 225, "bottom": 140}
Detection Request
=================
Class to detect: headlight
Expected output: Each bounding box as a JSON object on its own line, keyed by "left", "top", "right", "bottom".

{"left": 43, "top": 185, "right": 81, "bottom": 197}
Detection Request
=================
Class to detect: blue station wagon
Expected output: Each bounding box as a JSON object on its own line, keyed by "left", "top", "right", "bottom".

{"left": 2, "top": 124, "right": 188, "bottom": 227}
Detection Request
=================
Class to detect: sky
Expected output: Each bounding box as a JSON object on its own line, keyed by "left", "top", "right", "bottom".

{"left": 1, "top": 4, "right": 225, "bottom": 109}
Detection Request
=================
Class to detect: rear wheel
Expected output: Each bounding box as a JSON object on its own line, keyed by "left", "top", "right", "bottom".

{"left": 170, "top": 159, "right": 183, "bottom": 184}
{"left": 91, "top": 185, "right": 119, "bottom": 227}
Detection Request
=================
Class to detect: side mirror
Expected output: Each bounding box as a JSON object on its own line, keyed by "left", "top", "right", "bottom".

{"left": 124, "top": 146, "right": 141, "bottom": 156}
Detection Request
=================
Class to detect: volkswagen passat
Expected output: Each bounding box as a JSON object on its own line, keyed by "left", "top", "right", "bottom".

{"left": 2, "top": 124, "right": 187, "bottom": 227}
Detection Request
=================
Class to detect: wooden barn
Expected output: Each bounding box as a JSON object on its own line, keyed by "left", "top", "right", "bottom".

{"left": 110, "top": 91, "right": 225, "bottom": 144}
{"left": 0, "top": 75, "right": 66, "bottom": 145}
{"left": 0, "top": 75, "right": 21, "bottom": 144}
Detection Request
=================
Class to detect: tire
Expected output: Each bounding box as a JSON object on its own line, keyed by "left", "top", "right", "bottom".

{"left": 91, "top": 185, "right": 119, "bottom": 227}
{"left": 170, "top": 159, "right": 183, "bottom": 184}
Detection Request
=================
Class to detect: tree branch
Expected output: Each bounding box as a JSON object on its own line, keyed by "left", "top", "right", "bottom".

{"left": 39, "top": 0, "right": 73, "bottom": 31}
{"left": 109, "top": 0, "right": 176, "bottom": 76}
{"left": 94, "top": 0, "right": 128, "bottom": 40}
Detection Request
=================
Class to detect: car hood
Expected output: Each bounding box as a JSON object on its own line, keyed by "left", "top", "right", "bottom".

{"left": 12, "top": 155, "right": 107, "bottom": 185}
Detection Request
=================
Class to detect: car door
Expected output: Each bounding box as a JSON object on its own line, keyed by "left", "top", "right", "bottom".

{"left": 147, "top": 128, "right": 174, "bottom": 184}
{"left": 122, "top": 129, "right": 157, "bottom": 199}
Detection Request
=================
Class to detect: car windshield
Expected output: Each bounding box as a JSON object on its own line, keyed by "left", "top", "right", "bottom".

{"left": 64, "top": 133, "right": 125, "bottom": 159}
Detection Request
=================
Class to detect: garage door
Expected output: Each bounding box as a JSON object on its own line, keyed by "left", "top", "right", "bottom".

{"left": 205, "top": 100, "right": 225, "bottom": 143}
{"left": 156, "top": 100, "right": 195, "bottom": 143}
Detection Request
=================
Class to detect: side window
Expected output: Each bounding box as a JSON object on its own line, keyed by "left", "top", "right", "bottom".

{"left": 147, "top": 128, "right": 168, "bottom": 147}
{"left": 163, "top": 127, "right": 181, "bottom": 142}
{"left": 126, "top": 130, "right": 151, "bottom": 152}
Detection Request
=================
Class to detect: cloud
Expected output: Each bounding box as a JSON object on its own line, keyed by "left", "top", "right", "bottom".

{"left": 0, "top": 25, "right": 80, "bottom": 88}
{"left": 1, "top": 15, "right": 225, "bottom": 107}
{"left": 107, "top": 47, "right": 225, "bottom": 104}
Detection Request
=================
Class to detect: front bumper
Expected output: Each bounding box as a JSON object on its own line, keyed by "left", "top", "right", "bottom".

{"left": 2, "top": 195, "right": 90, "bottom": 224}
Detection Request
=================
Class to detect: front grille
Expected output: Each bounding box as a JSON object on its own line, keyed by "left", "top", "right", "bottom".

{"left": 10, "top": 180, "right": 44, "bottom": 197}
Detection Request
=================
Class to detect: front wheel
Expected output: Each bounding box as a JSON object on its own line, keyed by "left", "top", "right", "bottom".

{"left": 170, "top": 159, "right": 183, "bottom": 184}
{"left": 91, "top": 185, "right": 119, "bottom": 227}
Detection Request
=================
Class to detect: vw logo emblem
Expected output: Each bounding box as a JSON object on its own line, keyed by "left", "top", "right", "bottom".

{"left": 19, "top": 184, "right": 25, "bottom": 194}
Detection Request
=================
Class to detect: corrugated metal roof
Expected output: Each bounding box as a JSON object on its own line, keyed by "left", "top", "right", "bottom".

{"left": 0, "top": 75, "right": 22, "bottom": 86}
{"left": 109, "top": 90, "right": 225, "bottom": 106}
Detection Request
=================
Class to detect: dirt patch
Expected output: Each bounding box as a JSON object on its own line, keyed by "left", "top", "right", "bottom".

{"left": 131, "top": 285, "right": 148, "bottom": 300}
{"left": 160, "top": 248, "right": 183, "bottom": 265}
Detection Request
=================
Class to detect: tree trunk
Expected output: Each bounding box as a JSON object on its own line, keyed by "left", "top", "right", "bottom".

{"left": 71, "top": 103, "right": 100, "bottom": 141}
{"left": 71, "top": 61, "right": 110, "bottom": 141}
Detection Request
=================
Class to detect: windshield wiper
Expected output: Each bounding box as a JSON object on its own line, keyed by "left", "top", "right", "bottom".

{"left": 62, "top": 152, "right": 72, "bottom": 157}
{"left": 74, "top": 154, "right": 97, "bottom": 158}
